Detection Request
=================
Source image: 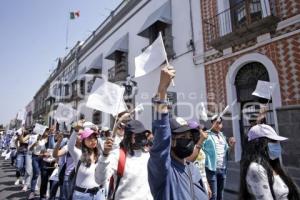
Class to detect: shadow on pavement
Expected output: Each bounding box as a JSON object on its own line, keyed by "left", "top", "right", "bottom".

{"left": 0, "top": 180, "right": 15, "bottom": 185}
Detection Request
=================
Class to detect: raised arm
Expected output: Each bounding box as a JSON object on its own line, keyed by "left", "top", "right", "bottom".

{"left": 67, "top": 131, "right": 81, "bottom": 164}
{"left": 148, "top": 65, "right": 175, "bottom": 196}
{"left": 53, "top": 134, "right": 67, "bottom": 158}
{"left": 95, "top": 137, "right": 117, "bottom": 186}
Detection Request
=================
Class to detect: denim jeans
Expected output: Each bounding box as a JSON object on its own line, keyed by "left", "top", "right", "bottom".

{"left": 24, "top": 153, "right": 32, "bottom": 186}
{"left": 73, "top": 188, "right": 105, "bottom": 200}
{"left": 60, "top": 175, "right": 72, "bottom": 200}
{"left": 31, "top": 154, "right": 42, "bottom": 193}
{"left": 206, "top": 168, "right": 227, "bottom": 200}
{"left": 16, "top": 151, "right": 26, "bottom": 178}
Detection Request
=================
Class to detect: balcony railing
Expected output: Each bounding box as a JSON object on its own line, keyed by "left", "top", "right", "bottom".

{"left": 203, "top": 0, "right": 280, "bottom": 50}
{"left": 108, "top": 61, "right": 128, "bottom": 82}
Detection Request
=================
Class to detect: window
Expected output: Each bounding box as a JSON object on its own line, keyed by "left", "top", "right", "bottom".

{"left": 80, "top": 80, "right": 85, "bottom": 96}
{"left": 230, "top": 0, "right": 264, "bottom": 29}
{"left": 92, "top": 111, "right": 102, "bottom": 125}
{"left": 148, "top": 23, "right": 174, "bottom": 59}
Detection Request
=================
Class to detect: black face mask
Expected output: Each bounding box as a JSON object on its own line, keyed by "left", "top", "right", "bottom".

{"left": 173, "top": 138, "right": 195, "bottom": 159}
{"left": 147, "top": 139, "right": 154, "bottom": 147}
{"left": 132, "top": 134, "right": 148, "bottom": 149}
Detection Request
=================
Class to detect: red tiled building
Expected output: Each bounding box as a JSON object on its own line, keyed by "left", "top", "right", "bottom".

{"left": 200, "top": 0, "right": 300, "bottom": 185}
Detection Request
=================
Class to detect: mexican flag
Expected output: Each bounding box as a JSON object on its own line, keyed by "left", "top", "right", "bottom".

{"left": 70, "top": 11, "right": 80, "bottom": 19}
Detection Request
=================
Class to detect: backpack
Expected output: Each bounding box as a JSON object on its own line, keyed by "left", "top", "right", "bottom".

{"left": 107, "top": 147, "right": 127, "bottom": 200}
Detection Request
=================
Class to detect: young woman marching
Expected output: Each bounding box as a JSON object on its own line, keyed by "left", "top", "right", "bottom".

{"left": 68, "top": 121, "right": 104, "bottom": 200}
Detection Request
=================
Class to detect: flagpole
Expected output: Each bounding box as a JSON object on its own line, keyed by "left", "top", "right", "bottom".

{"left": 112, "top": 99, "right": 122, "bottom": 138}
{"left": 65, "top": 12, "right": 70, "bottom": 50}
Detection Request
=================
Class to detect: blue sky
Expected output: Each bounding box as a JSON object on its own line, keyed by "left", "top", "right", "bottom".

{"left": 0, "top": 0, "right": 122, "bottom": 125}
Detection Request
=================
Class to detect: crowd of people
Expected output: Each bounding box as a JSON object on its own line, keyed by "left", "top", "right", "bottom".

{"left": 0, "top": 65, "right": 299, "bottom": 200}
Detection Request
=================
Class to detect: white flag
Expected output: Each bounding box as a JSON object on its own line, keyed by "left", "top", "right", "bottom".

{"left": 17, "top": 109, "right": 26, "bottom": 121}
{"left": 54, "top": 103, "right": 77, "bottom": 124}
{"left": 86, "top": 78, "right": 125, "bottom": 116}
{"left": 33, "top": 123, "right": 48, "bottom": 136}
{"left": 199, "top": 102, "right": 208, "bottom": 122}
{"left": 135, "top": 32, "right": 167, "bottom": 78}
{"left": 252, "top": 80, "right": 276, "bottom": 100}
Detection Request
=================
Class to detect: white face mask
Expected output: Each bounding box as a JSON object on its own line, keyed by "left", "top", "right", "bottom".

{"left": 268, "top": 142, "right": 281, "bottom": 160}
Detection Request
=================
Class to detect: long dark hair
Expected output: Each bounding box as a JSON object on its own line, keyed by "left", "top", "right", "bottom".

{"left": 81, "top": 138, "right": 99, "bottom": 168}
{"left": 120, "top": 133, "right": 134, "bottom": 156}
{"left": 239, "top": 137, "right": 299, "bottom": 200}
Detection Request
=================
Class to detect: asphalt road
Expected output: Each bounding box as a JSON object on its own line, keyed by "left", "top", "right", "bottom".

{"left": 0, "top": 157, "right": 29, "bottom": 200}
{"left": 0, "top": 155, "right": 237, "bottom": 200}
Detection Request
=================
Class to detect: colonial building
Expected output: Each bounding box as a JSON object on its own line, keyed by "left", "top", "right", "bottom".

{"left": 201, "top": 0, "right": 300, "bottom": 193}
{"left": 74, "top": 0, "right": 205, "bottom": 128}
{"left": 25, "top": 100, "right": 34, "bottom": 128}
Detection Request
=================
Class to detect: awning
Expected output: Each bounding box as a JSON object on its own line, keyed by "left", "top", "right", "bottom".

{"left": 137, "top": 1, "right": 172, "bottom": 38}
{"left": 70, "top": 69, "right": 86, "bottom": 83}
{"left": 105, "top": 33, "right": 129, "bottom": 60}
{"left": 86, "top": 54, "right": 103, "bottom": 74}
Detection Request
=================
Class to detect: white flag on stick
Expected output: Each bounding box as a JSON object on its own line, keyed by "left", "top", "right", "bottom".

{"left": 54, "top": 103, "right": 78, "bottom": 124}
{"left": 252, "top": 80, "right": 276, "bottom": 100}
{"left": 17, "top": 109, "right": 26, "bottom": 121}
{"left": 33, "top": 123, "right": 48, "bottom": 136}
{"left": 199, "top": 102, "right": 208, "bottom": 122}
{"left": 135, "top": 32, "right": 167, "bottom": 78}
{"left": 86, "top": 78, "right": 126, "bottom": 116}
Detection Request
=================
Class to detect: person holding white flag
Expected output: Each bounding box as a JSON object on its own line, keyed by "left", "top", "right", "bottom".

{"left": 148, "top": 65, "right": 208, "bottom": 200}
{"left": 202, "top": 115, "right": 235, "bottom": 200}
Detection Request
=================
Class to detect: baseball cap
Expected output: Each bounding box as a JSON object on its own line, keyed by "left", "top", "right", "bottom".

{"left": 170, "top": 117, "right": 199, "bottom": 135}
{"left": 187, "top": 119, "right": 204, "bottom": 130}
{"left": 101, "top": 127, "right": 110, "bottom": 132}
{"left": 211, "top": 114, "right": 222, "bottom": 123}
{"left": 248, "top": 124, "right": 288, "bottom": 141}
{"left": 80, "top": 128, "right": 96, "bottom": 140}
{"left": 124, "top": 120, "right": 150, "bottom": 135}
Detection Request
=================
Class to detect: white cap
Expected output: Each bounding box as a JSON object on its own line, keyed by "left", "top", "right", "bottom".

{"left": 83, "top": 121, "right": 95, "bottom": 128}
{"left": 101, "top": 126, "right": 110, "bottom": 132}
{"left": 248, "top": 124, "right": 288, "bottom": 141}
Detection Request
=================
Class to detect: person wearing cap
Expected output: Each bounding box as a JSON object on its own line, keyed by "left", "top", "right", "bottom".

{"left": 186, "top": 120, "right": 212, "bottom": 199}
{"left": 239, "top": 124, "right": 299, "bottom": 200}
{"left": 95, "top": 119, "right": 153, "bottom": 200}
{"left": 68, "top": 121, "right": 105, "bottom": 200}
{"left": 148, "top": 65, "right": 208, "bottom": 200}
{"left": 201, "top": 114, "right": 235, "bottom": 200}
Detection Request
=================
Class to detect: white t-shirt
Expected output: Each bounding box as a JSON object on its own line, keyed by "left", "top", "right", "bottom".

{"left": 95, "top": 149, "right": 153, "bottom": 200}
{"left": 212, "top": 133, "right": 226, "bottom": 169}
{"left": 246, "top": 162, "right": 289, "bottom": 200}
{"left": 32, "top": 138, "right": 47, "bottom": 155}
{"left": 68, "top": 131, "right": 100, "bottom": 189}
{"left": 9, "top": 135, "right": 18, "bottom": 148}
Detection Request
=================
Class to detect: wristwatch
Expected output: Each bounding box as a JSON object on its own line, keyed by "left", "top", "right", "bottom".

{"left": 152, "top": 95, "right": 169, "bottom": 105}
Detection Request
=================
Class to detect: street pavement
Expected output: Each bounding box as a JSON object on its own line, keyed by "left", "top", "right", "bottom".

{"left": 0, "top": 155, "right": 237, "bottom": 200}
{"left": 0, "top": 157, "right": 29, "bottom": 200}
